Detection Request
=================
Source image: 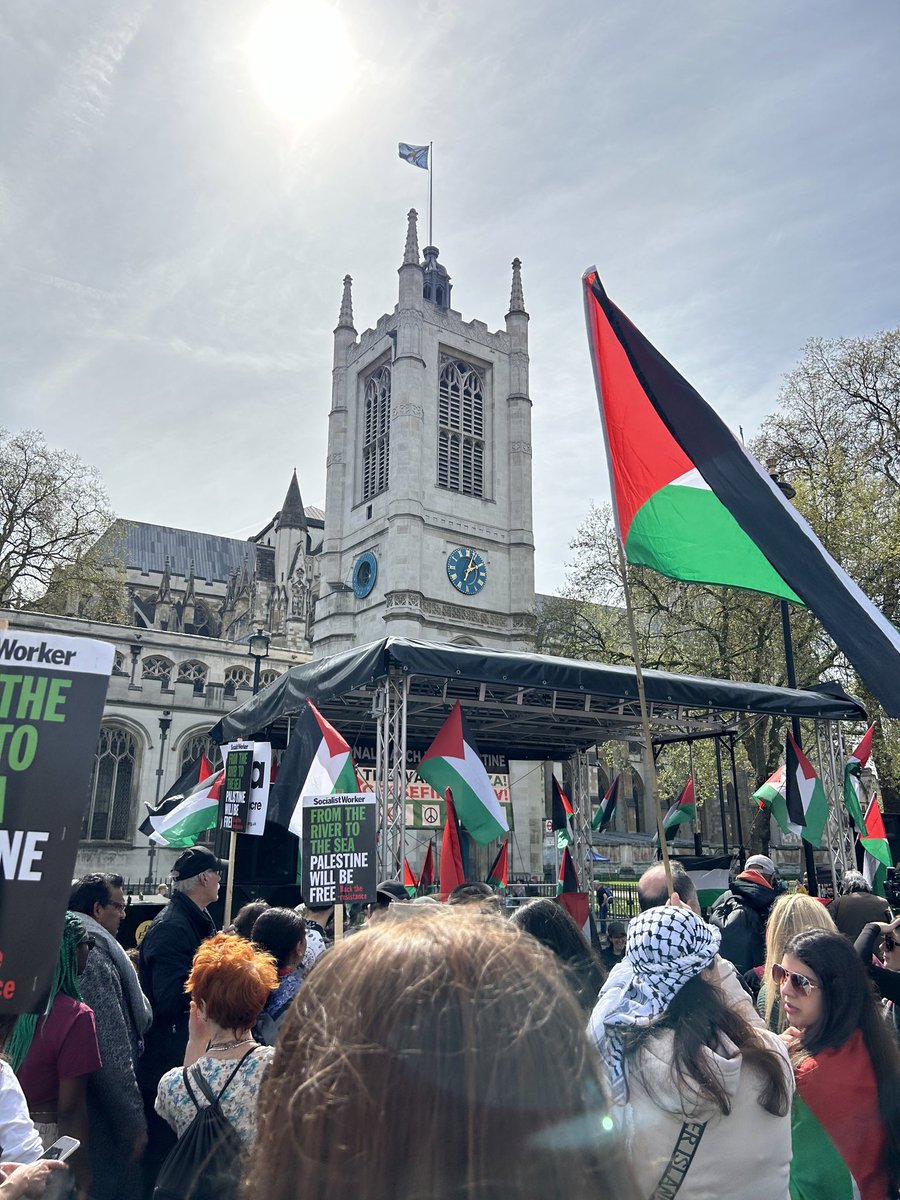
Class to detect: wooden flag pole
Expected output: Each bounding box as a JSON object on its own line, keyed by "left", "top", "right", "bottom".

{"left": 223, "top": 830, "right": 238, "bottom": 928}
{"left": 615, "top": 539, "right": 675, "bottom": 897}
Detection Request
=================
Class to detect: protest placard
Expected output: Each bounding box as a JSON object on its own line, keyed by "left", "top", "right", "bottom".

{"left": 0, "top": 629, "right": 113, "bottom": 1014}
{"left": 301, "top": 793, "right": 376, "bottom": 905}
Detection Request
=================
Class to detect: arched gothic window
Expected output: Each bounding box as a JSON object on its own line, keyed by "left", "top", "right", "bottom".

{"left": 438, "top": 358, "right": 485, "bottom": 497}
{"left": 192, "top": 601, "right": 215, "bottom": 638}
{"left": 259, "top": 669, "right": 281, "bottom": 689}
{"left": 177, "top": 660, "right": 208, "bottom": 695}
{"left": 362, "top": 365, "right": 391, "bottom": 501}
{"left": 178, "top": 731, "right": 220, "bottom": 774}
{"left": 113, "top": 652, "right": 128, "bottom": 676}
{"left": 224, "top": 665, "right": 253, "bottom": 699}
{"left": 142, "top": 655, "right": 173, "bottom": 688}
{"left": 82, "top": 724, "right": 139, "bottom": 841}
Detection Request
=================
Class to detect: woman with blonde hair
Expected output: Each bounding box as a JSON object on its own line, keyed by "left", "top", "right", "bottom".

{"left": 758, "top": 893, "right": 836, "bottom": 1030}
{"left": 246, "top": 907, "right": 634, "bottom": 1200}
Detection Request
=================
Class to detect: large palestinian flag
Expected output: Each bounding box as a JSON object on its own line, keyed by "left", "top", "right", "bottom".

{"left": 583, "top": 269, "right": 900, "bottom": 718}
{"left": 140, "top": 755, "right": 225, "bottom": 848}
{"left": 861, "top": 796, "right": 892, "bottom": 896}
{"left": 843, "top": 724, "right": 873, "bottom": 837}
{"left": 416, "top": 701, "right": 508, "bottom": 845}
{"left": 267, "top": 701, "right": 360, "bottom": 836}
{"left": 673, "top": 854, "right": 732, "bottom": 909}
{"left": 790, "top": 1030, "right": 888, "bottom": 1200}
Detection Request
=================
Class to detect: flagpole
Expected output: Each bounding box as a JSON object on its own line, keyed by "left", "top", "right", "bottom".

{"left": 781, "top": 599, "right": 818, "bottom": 895}
{"left": 223, "top": 831, "right": 237, "bottom": 928}
{"left": 615, "top": 540, "right": 674, "bottom": 895}
{"left": 427, "top": 142, "right": 433, "bottom": 248}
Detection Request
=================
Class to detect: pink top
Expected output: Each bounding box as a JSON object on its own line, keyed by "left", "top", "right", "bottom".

{"left": 16, "top": 995, "right": 101, "bottom": 1108}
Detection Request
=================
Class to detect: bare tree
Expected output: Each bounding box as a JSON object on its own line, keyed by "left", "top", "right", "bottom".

{"left": 0, "top": 428, "right": 117, "bottom": 609}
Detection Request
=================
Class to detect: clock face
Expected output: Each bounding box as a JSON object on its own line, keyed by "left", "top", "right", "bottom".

{"left": 352, "top": 551, "right": 378, "bottom": 598}
{"left": 446, "top": 547, "right": 487, "bottom": 596}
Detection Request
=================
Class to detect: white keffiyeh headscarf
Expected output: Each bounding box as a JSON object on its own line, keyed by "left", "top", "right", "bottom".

{"left": 588, "top": 905, "right": 720, "bottom": 1105}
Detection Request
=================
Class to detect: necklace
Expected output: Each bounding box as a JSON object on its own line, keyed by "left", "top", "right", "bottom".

{"left": 206, "top": 1037, "right": 254, "bottom": 1051}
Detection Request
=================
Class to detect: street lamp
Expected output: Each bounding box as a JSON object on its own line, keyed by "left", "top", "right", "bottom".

{"left": 248, "top": 628, "right": 271, "bottom": 696}
{"left": 146, "top": 709, "right": 172, "bottom": 890}
{"left": 129, "top": 640, "right": 142, "bottom": 687}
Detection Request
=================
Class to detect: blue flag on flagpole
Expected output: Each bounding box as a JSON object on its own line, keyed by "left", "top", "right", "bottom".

{"left": 399, "top": 142, "right": 429, "bottom": 169}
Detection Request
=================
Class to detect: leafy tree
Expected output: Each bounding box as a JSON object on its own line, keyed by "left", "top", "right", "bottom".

{"left": 0, "top": 428, "right": 123, "bottom": 618}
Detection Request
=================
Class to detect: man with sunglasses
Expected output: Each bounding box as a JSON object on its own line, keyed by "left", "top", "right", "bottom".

{"left": 69, "top": 873, "right": 153, "bottom": 1200}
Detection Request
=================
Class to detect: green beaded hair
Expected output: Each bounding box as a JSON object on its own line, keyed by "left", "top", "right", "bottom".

{"left": 3, "top": 911, "right": 86, "bottom": 1071}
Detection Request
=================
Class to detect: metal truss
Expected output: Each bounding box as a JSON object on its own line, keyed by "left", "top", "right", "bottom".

{"left": 569, "top": 749, "right": 595, "bottom": 897}
{"left": 374, "top": 673, "right": 409, "bottom": 881}
{"left": 815, "top": 720, "right": 855, "bottom": 881}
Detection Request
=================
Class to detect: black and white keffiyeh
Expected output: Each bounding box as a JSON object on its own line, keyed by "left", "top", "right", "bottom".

{"left": 588, "top": 906, "right": 721, "bottom": 1105}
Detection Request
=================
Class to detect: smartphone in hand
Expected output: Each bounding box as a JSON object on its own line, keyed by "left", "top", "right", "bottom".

{"left": 40, "top": 1136, "right": 80, "bottom": 1161}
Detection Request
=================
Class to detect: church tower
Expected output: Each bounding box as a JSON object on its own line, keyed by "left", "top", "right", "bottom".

{"left": 314, "top": 211, "right": 535, "bottom": 654}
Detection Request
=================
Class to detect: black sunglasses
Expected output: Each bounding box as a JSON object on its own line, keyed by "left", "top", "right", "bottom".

{"left": 772, "top": 963, "right": 820, "bottom": 994}
{"left": 885, "top": 934, "right": 896, "bottom": 952}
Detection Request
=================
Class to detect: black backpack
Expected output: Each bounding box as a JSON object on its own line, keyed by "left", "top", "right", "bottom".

{"left": 153, "top": 1049, "right": 255, "bottom": 1200}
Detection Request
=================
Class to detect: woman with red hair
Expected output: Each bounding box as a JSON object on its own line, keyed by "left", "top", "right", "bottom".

{"left": 155, "top": 934, "right": 277, "bottom": 1147}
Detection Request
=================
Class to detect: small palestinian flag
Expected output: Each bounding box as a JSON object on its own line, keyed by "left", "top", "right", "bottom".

{"left": 440, "top": 791, "right": 466, "bottom": 897}
{"left": 403, "top": 858, "right": 418, "bottom": 897}
{"left": 660, "top": 777, "right": 695, "bottom": 838}
{"left": 551, "top": 775, "right": 574, "bottom": 849}
{"left": 582, "top": 268, "right": 900, "bottom": 720}
{"left": 861, "top": 796, "right": 892, "bottom": 897}
{"left": 267, "top": 701, "right": 360, "bottom": 836}
{"left": 141, "top": 760, "right": 225, "bottom": 848}
{"left": 418, "top": 839, "right": 435, "bottom": 893}
{"left": 674, "top": 854, "right": 731, "bottom": 909}
{"left": 843, "top": 725, "right": 873, "bottom": 837}
{"left": 417, "top": 701, "right": 508, "bottom": 845}
{"left": 593, "top": 773, "right": 621, "bottom": 832}
{"left": 485, "top": 841, "right": 508, "bottom": 891}
{"left": 557, "top": 847, "right": 589, "bottom": 934}
{"left": 785, "top": 733, "right": 828, "bottom": 848}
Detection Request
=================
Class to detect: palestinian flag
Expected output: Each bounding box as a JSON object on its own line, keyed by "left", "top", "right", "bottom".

{"left": 861, "top": 796, "right": 892, "bottom": 897}
{"left": 403, "top": 859, "right": 418, "bottom": 897}
{"left": 786, "top": 734, "right": 828, "bottom": 848}
{"left": 593, "top": 773, "right": 621, "bottom": 832}
{"left": 418, "top": 839, "right": 435, "bottom": 893}
{"left": 843, "top": 724, "right": 873, "bottom": 837}
{"left": 417, "top": 701, "right": 508, "bottom": 845}
{"left": 790, "top": 1030, "right": 888, "bottom": 1200}
{"left": 551, "top": 774, "right": 574, "bottom": 849}
{"left": 583, "top": 268, "right": 900, "bottom": 719}
{"left": 140, "top": 752, "right": 214, "bottom": 839}
{"left": 673, "top": 854, "right": 731, "bottom": 909}
{"left": 141, "top": 763, "right": 225, "bottom": 848}
{"left": 661, "top": 777, "right": 695, "bottom": 838}
{"left": 557, "top": 847, "right": 589, "bottom": 934}
{"left": 485, "top": 841, "right": 508, "bottom": 891}
{"left": 267, "top": 701, "right": 360, "bottom": 836}
{"left": 440, "top": 791, "right": 466, "bottom": 897}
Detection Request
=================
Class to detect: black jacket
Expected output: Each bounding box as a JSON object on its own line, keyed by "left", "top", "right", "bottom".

{"left": 708, "top": 875, "right": 779, "bottom": 974}
{"left": 138, "top": 890, "right": 216, "bottom": 1093}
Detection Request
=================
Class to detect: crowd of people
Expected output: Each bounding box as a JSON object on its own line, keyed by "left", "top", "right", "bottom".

{"left": 1, "top": 847, "right": 899, "bottom": 1200}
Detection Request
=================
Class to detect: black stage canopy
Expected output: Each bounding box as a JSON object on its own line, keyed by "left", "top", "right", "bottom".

{"left": 210, "top": 637, "right": 866, "bottom": 762}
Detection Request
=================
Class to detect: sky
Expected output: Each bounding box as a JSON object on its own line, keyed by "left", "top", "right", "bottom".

{"left": 2, "top": 0, "right": 899, "bottom": 595}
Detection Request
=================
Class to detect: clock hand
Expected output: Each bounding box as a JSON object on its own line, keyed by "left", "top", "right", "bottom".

{"left": 464, "top": 553, "right": 476, "bottom": 579}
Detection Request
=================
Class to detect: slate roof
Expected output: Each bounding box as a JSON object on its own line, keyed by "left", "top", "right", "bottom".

{"left": 103, "top": 521, "right": 255, "bottom": 584}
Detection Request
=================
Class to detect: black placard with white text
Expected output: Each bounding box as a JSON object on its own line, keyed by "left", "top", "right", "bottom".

{"left": 221, "top": 743, "right": 253, "bottom": 833}
{"left": 0, "top": 629, "right": 113, "bottom": 1014}
{"left": 300, "top": 793, "right": 377, "bottom": 906}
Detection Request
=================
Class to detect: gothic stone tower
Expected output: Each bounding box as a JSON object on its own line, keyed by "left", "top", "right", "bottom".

{"left": 313, "top": 210, "right": 535, "bottom": 654}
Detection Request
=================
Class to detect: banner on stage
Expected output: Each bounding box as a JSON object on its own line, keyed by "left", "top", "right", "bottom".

{"left": 300, "top": 793, "right": 376, "bottom": 906}
{"left": 0, "top": 629, "right": 114, "bottom": 1014}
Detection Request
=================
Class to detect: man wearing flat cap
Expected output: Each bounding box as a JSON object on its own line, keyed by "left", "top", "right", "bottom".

{"left": 137, "top": 846, "right": 225, "bottom": 1188}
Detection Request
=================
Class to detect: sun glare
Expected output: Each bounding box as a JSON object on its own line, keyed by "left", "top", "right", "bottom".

{"left": 247, "top": 0, "right": 354, "bottom": 123}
